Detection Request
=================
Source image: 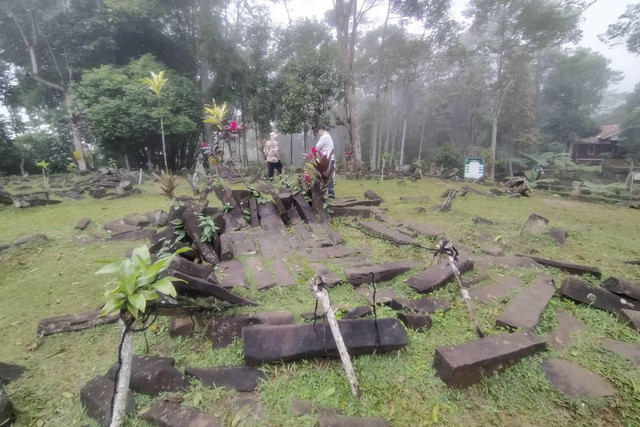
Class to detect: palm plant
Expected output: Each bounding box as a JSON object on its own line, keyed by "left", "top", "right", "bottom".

{"left": 141, "top": 71, "right": 169, "bottom": 171}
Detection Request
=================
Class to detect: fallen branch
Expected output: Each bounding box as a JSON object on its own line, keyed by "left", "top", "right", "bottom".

{"left": 308, "top": 276, "right": 360, "bottom": 398}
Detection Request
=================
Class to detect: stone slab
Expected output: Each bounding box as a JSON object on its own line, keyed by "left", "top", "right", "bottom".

{"left": 618, "top": 309, "right": 640, "bottom": 331}
{"left": 469, "top": 276, "right": 524, "bottom": 303}
{"left": 185, "top": 366, "right": 266, "bottom": 391}
{"left": 109, "top": 228, "right": 156, "bottom": 241}
{"left": 0, "top": 363, "right": 25, "bottom": 386}
{"left": 405, "top": 258, "right": 474, "bottom": 294}
{"left": 75, "top": 218, "right": 91, "bottom": 230}
{"left": 496, "top": 274, "right": 555, "bottom": 331}
{"left": 402, "top": 221, "right": 445, "bottom": 237}
{"left": 142, "top": 400, "right": 222, "bottom": 427}
{"left": 601, "top": 339, "right": 640, "bottom": 365}
{"left": 548, "top": 310, "right": 586, "bottom": 350}
{"left": 541, "top": 358, "right": 616, "bottom": 397}
{"left": 549, "top": 227, "right": 568, "bottom": 245}
{"left": 292, "top": 194, "right": 318, "bottom": 223}
{"left": 433, "top": 331, "right": 546, "bottom": 387}
{"left": 243, "top": 318, "right": 408, "bottom": 365}
{"left": 246, "top": 257, "right": 276, "bottom": 291}
{"left": 291, "top": 399, "right": 340, "bottom": 417}
{"left": 359, "top": 221, "right": 414, "bottom": 245}
{"left": 602, "top": 277, "right": 640, "bottom": 302}
{"left": 37, "top": 310, "right": 119, "bottom": 338}
{"left": 343, "top": 306, "right": 372, "bottom": 320}
{"left": 169, "top": 256, "right": 215, "bottom": 280}
{"left": 80, "top": 376, "right": 135, "bottom": 427}
{"left": 218, "top": 260, "right": 249, "bottom": 289}
{"left": 390, "top": 297, "right": 450, "bottom": 314}
{"left": 310, "top": 263, "right": 343, "bottom": 287}
{"left": 233, "top": 239, "right": 257, "bottom": 256}
{"left": 520, "top": 255, "right": 601, "bottom": 278}
{"left": 397, "top": 312, "right": 432, "bottom": 331}
{"left": 170, "top": 271, "right": 259, "bottom": 306}
{"left": 169, "top": 316, "right": 195, "bottom": 337}
{"left": 258, "top": 201, "right": 285, "bottom": 232}
{"left": 256, "top": 236, "right": 290, "bottom": 259}
{"left": 522, "top": 213, "right": 548, "bottom": 236}
{"left": 489, "top": 256, "right": 540, "bottom": 268}
{"left": 219, "top": 233, "right": 234, "bottom": 261}
{"left": 346, "top": 260, "right": 420, "bottom": 285}
{"left": 0, "top": 386, "right": 15, "bottom": 427}
{"left": 270, "top": 258, "right": 296, "bottom": 286}
{"left": 103, "top": 219, "right": 140, "bottom": 234}
{"left": 105, "top": 355, "right": 189, "bottom": 396}
{"left": 309, "top": 222, "right": 345, "bottom": 245}
{"left": 307, "top": 245, "right": 362, "bottom": 259}
{"left": 292, "top": 223, "right": 323, "bottom": 248}
{"left": 318, "top": 417, "right": 390, "bottom": 427}
{"left": 355, "top": 288, "right": 397, "bottom": 306}
{"left": 210, "top": 311, "right": 295, "bottom": 348}
{"left": 559, "top": 276, "right": 638, "bottom": 313}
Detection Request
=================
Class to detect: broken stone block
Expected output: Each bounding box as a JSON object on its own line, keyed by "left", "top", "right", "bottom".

{"left": 219, "top": 260, "right": 248, "bottom": 289}
{"left": 541, "top": 358, "right": 616, "bottom": 397}
{"left": 618, "top": 309, "right": 640, "bottom": 331}
{"left": 169, "top": 256, "right": 215, "bottom": 280}
{"left": 75, "top": 218, "right": 91, "bottom": 230}
{"left": 469, "top": 276, "right": 524, "bottom": 303}
{"left": 496, "top": 275, "right": 555, "bottom": 331}
{"left": 147, "top": 210, "right": 169, "bottom": 227}
{"left": 219, "top": 234, "right": 234, "bottom": 262}
{"left": 0, "top": 363, "right": 25, "bottom": 386}
{"left": 258, "top": 201, "right": 286, "bottom": 231}
{"left": 169, "top": 316, "right": 195, "bottom": 337}
{"left": 142, "top": 400, "right": 222, "bottom": 427}
{"left": 169, "top": 271, "right": 259, "bottom": 306}
{"left": 122, "top": 212, "right": 149, "bottom": 227}
{"left": 318, "top": 416, "right": 390, "bottom": 427}
{"left": 291, "top": 399, "right": 340, "bottom": 417}
{"left": 548, "top": 310, "right": 586, "bottom": 350}
{"left": 185, "top": 366, "right": 266, "bottom": 391}
{"left": 397, "top": 312, "right": 432, "bottom": 331}
{"left": 559, "top": 276, "right": 637, "bottom": 313}
{"left": 355, "top": 288, "right": 397, "bottom": 306}
{"left": 80, "top": 376, "right": 135, "bottom": 426}
{"left": 359, "top": 221, "right": 414, "bottom": 245}
{"left": 602, "top": 277, "right": 640, "bottom": 302}
{"left": 105, "top": 355, "right": 189, "bottom": 396}
{"left": 292, "top": 194, "right": 318, "bottom": 223}
{"left": 243, "top": 318, "right": 408, "bottom": 365}
{"left": 103, "top": 219, "right": 140, "bottom": 234}
{"left": 549, "top": 227, "right": 568, "bottom": 245}
{"left": 209, "top": 311, "right": 295, "bottom": 348}
{"left": 602, "top": 338, "right": 640, "bottom": 365}
{"left": 390, "top": 297, "right": 450, "bottom": 314}
{"left": 346, "top": 260, "right": 420, "bottom": 286}
{"left": 310, "top": 263, "right": 343, "bottom": 287}
{"left": 343, "top": 306, "right": 372, "bottom": 320}
{"left": 433, "top": 331, "right": 546, "bottom": 387}
{"left": 522, "top": 213, "right": 548, "bottom": 236}
{"left": 37, "top": 310, "right": 119, "bottom": 338}
{"left": 405, "top": 258, "right": 474, "bottom": 294}
{"left": 522, "top": 255, "right": 601, "bottom": 278}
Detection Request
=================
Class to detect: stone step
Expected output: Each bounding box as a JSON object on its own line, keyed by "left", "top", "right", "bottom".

{"left": 496, "top": 274, "right": 555, "bottom": 331}
{"left": 469, "top": 276, "right": 524, "bottom": 303}
{"left": 541, "top": 358, "right": 616, "bottom": 397}
{"left": 271, "top": 259, "right": 297, "bottom": 287}
{"left": 559, "top": 276, "right": 638, "bottom": 313}
{"left": 246, "top": 257, "right": 276, "bottom": 291}
{"left": 218, "top": 260, "right": 248, "bottom": 289}
{"left": 142, "top": 400, "right": 221, "bottom": 427}
{"left": 185, "top": 366, "right": 266, "bottom": 391}
{"left": 601, "top": 338, "right": 640, "bottom": 365}
{"left": 405, "top": 258, "right": 474, "bottom": 294}
{"left": 242, "top": 318, "right": 408, "bottom": 365}
{"left": 433, "top": 331, "right": 546, "bottom": 387}
{"left": 346, "top": 260, "right": 420, "bottom": 285}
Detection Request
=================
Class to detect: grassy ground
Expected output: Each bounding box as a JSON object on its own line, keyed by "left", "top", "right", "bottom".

{"left": 1, "top": 173, "right": 640, "bottom": 426}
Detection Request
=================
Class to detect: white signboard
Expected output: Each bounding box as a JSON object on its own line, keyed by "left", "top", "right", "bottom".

{"left": 464, "top": 158, "right": 485, "bottom": 179}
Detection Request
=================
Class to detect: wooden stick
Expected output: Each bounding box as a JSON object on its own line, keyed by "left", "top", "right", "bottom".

{"left": 444, "top": 254, "right": 485, "bottom": 338}
{"left": 309, "top": 276, "right": 360, "bottom": 398}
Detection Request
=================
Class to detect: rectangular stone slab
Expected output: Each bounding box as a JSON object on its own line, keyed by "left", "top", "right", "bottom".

{"left": 37, "top": 310, "right": 119, "bottom": 338}
{"left": 310, "top": 263, "right": 343, "bottom": 287}
{"left": 258, "top": 201, "right": 285, "bottom": 231}
{"left": 170, "top": 271, "right": 259, "bottom": 306}
{"left": 219, "top": 260, "right": 248, "bottom": 288}
{"left": 618, "top": 308, "right": 640, "bottom": 331}
{"left": 518, "top": 255, "right": 601, "bottom": 278}
{"left": 169, "top": 256, "right": 215, "bottom": 280}
{"left": 292, "top": 194, "right": 318, "bottom": 224}
{"left": 242, "top": 318, "right": 408, "bottom": 365}
{"left": 496, "top": 275, "right": 555, "bottom": 330}
{"left": 433, "top": 331, "right": 546, "bottom": 387}
{"left": 246, "top": 257, "right": 276, "bottom": 291}
{"left": 346, "top": 260, "right": 420, "bottom": 285}
{"left": 469, "top": 276, "right": 523, "bottom": 303}
{"left": 142, "top": 400, "right": 221, "bottom": 427}
{"left": 602, "top": 277, "right": 640, "bottom": 302}
{"left": 405, "top": 258, "right": 474, "bottom": 294}
{"left": 271, "top": 259, "right": 296, "bottom": 286}
{"left": 359, "top": 221, "right": 414, "bottom": 245}
{"left": 559, "top": 276, "right": 638, "bottom": 313}
{"left": 390, "top": 297, "right": 450, "bottom": 314}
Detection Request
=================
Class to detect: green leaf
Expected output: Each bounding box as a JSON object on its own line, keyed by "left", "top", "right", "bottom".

{"left": 140, "top": 290, "right": 159, "bottom": 301}
{"left": 100, "top": 297, "right": 125, "bottom": 316}
{"left": 173, "top": 247, "right": 193, "bottom": 255}
{"left": 96, "top": 261, "right": 121, "bottom": 275}
{"left": 153, "top": 277, "right": 177, "bottom": 297}
{"left": 126, "top": 302, "right": 139, "bottom": 319}
{"left": 432, "top": 404, "right": 439, "bottom": 423}
{"left": 131, "top": 245, "right": 151, "bottom": 267}
{"left": 129, "top": 293, "right": 147, "bottom": 314}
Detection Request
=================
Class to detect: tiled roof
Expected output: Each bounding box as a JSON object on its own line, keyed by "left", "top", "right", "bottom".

{"left": 580, "top": 124, "right": 621, "bottom": 144}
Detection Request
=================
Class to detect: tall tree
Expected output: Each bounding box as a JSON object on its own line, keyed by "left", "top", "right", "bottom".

{"left": 602, "top": 3, "right": 640, "bottom": 55}
{"left": 466, "top": 0, "right": 583, "bottom": 179}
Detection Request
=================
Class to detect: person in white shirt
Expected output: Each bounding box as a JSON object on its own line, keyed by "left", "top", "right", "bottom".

{"left": 315, "top": 124, "right": 335, "bottom": 198}
{"left": 263, "top": 131, "right": 282, "bottom": 178}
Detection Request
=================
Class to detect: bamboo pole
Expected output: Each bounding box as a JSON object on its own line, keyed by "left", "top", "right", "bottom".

{"left": 308, "top": 276, "right": 360, "bottom": 398}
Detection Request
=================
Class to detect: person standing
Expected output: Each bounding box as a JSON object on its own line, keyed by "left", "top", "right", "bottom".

{"left": 264, "top": 131, "right": 283, "bottom": 178}
{"left": 315, "top": 124, "right": 335, "bottom": 198}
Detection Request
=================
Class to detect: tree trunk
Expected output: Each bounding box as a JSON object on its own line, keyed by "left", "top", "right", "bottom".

{"left": 110, "top": 317, "right": 133, "bottom": 427}
{"left": 418, "top": 115, "right": 426, "bottom": 162}
{"left": 63, "top": 90, "right": 87, "bottom": 171}
{"left": 160, "top": 117, "right": 168, "bottom": 172}
{"left": 124, "top": 153, "right": 131, "bottom": 171}
{"left": 290, "top": 134, "right": 293, "bottom": 170}
{"left": 490, "top": 114, "right": 498, "bottom": 181}
{"left": 399, "top": 118, "right": 407, "bottom": 169}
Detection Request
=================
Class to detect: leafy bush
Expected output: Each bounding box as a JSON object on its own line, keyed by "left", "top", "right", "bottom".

{"left": 434, "top": 144, "right": 460, "bottom": 170}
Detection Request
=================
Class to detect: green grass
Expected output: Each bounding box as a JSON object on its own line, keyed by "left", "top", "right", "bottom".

{"left": 1, "top": 173, "right": 640, "bottom": 426}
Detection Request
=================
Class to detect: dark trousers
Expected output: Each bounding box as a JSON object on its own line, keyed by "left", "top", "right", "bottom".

{"left": 328, "top": 160, "right": 335, "bottom": 198}
{"left": 267, "top": 161, "right": 282, "bottom": 178}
